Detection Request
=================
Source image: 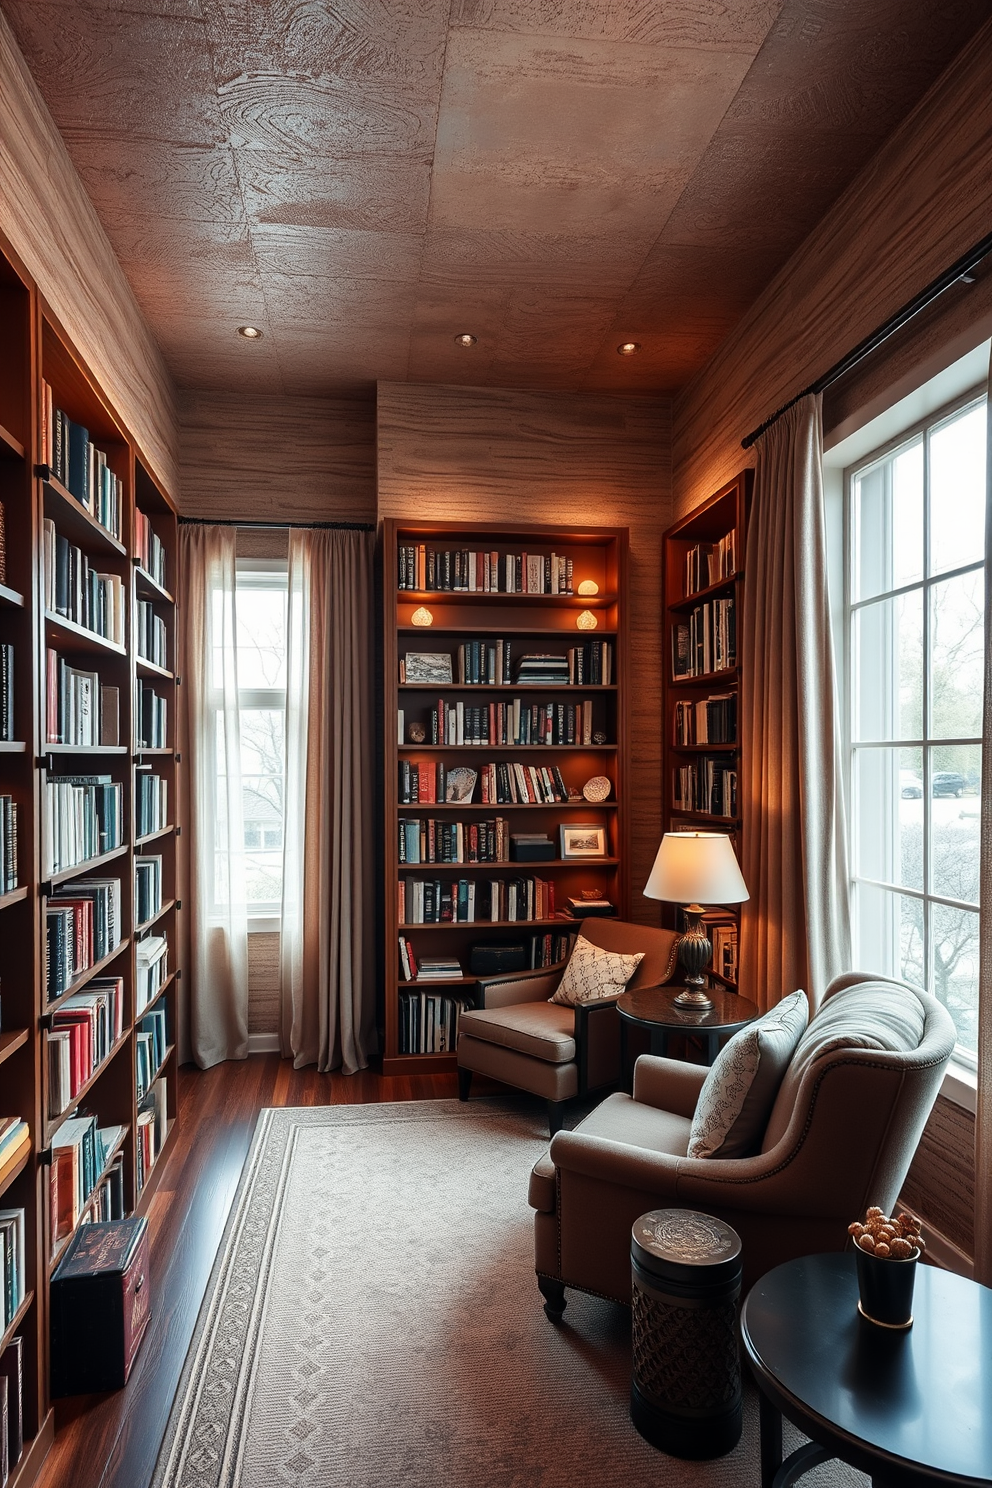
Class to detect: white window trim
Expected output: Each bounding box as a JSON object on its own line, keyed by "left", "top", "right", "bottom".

{"left": 827, "top": 364, "right": 988, "bottom": 1108}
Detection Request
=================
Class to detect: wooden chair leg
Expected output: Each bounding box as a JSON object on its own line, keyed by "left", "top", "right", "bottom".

{"left": 457, "top": 1067, "right": 473, "bottom": 1102}
{"left": 538, "top": 1276, "right": 567, "bottom": 1320}
{"left": 547, "top": 1100, "right": 565, "bottom": 1136}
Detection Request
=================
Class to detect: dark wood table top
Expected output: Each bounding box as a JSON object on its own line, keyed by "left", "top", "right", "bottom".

{"left": 742, "top": 1252, "right": 992, "bottom": 1485}
{"left": 617, "top": 983, "right": 759, "bottom": 1034}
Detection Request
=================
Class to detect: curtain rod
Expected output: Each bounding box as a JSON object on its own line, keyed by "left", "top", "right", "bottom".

{"left": 178, "top": 516, "right": 375, "bottom": 532}
{"left": 740, "top": 228, "right": 992, "bottom": 450}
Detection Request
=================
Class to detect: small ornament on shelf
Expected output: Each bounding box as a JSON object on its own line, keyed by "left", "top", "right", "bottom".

{"left": 407, "top": 722, "right": 426, "bottom": 743}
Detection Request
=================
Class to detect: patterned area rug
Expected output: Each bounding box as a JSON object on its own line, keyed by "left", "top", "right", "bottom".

{"left": 152, "top": 1100, "right": 867, "bottom": 1488}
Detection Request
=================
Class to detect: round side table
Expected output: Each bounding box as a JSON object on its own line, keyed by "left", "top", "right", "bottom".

{"left": 616, "top": 985, "right": 758, "bottom": 1085}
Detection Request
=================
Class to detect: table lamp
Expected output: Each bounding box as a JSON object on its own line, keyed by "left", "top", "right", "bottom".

{"left": 643, "top": 832, "right": 749, "bottom": 1010}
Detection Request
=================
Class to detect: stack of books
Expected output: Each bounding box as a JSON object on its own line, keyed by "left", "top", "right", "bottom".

{"left": 516, "top": 653, "right": 570, "bottom": 685}
{"left": 0, "top": 644, "right": 12, "bottom": 741}
{"left": 44, "top": 777, "right": 123, "bottom": 873}
{"left": 135, "top": 774, "right": 168, "bottom": 837}
{"left": 416, "top": 956, "right": 463, "bottom": 981}
{"left": 41, "top": 521, "right": 125, "bottom": 644}
{"left": 48, "top": 978, "right": 125, "bottom": 1117}
{"left": 50, "top": 1116, "right": 124, "bottom": 1252}
{"left": 0, "top": 1206, "right": 25, "bottom": 1329}
{"left": 136, "top": 935, "right": 168, "bottom": 1013}
{"left": 135, "top": 510, "right": 167, "bottom": 590}
{"left": 137, "top": 684, "right": 168, "bottom": 748}
{"left": 0, "top": 797, "right": 17, "bottom": 892}
{"left": 398, "top": 992, "right": 473, "bottom": 1053}
{"left": 136, "top": 1079, "right": 168, "bottom": 1193}
{"left": 136, "top": 1007, "right": 169, "bottom": 1098}
{"left": 46, "top": 877, "right": 122, "bottom": 999}
{"left": 45, "top": 651, "right": 119, "bottom": 747}
{"left": 41, "top": 385, "right": 123, "bottom": 540}
{"left": 135, "top": 602, "right": 168, "bottom": 668}
{"left": 134, "top": 856, "right": 163, "bottom": 926}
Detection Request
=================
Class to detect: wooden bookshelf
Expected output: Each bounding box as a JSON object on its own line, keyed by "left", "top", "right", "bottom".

{"left": 662, "top": 472, "right": 751, "bottom": 988}
{"left": 0, "top": 227, "right": 182, "bottom": 1488}
{"left": 382, "top": 520, "right": 629, "bottom": 1073}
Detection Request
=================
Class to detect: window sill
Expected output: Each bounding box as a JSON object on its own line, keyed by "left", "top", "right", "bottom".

{"left": 940, "top": 1060, "right": 976, "bottom": 1114}
{"left": 248, "top": 916, "right": 281, "bottom": 935}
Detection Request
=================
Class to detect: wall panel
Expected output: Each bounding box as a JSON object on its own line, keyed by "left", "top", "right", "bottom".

{"left": 0, "top": 9, "right": 178, "bottom": 492}
{"left": 377, "top": 382, "right": 671, "bottom": 921}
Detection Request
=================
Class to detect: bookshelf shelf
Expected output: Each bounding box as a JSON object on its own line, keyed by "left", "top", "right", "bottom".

{"left": 0, "top": 421, "right": 26, "bottom": 460}
{"left": 0, "top": 581, "right": 25, "bottom": 607}
{"left": 0, "top": 740, "right": 27, "bottom": 753}
{"left": 135, "top": 898, "right": 176, "bottom": 935}
{"left": 46, "top": 842, "right": 129, "bottom": 888}
{"left": 43, "top": 743, "right": 128, "bottom": 755}
{"left": 134, "top": 1116, "right": 175, "bottom": 1211}
{"left": 0, "top": 885, "right": 29, "bottom": 910}
{"left": 134, "top": 567, "right": 174, "bottom": 604}
{"left": 143, "top": 1042, "right": 176, "bottom": 1093}
{"left": 0, "top": 1139, "right": 31, "bottom": 1199}
{"left": 0, "top": 1289, "right": 34, "bottom": 1360}
{"left": 44, "top": 938, "right": 130, "bottom": 1014}
{"left": 662, "top": 472, "right": 751, "bottom": 989}
{"left": 137, "top": 970, "right": 176, "bottom": 1018}
{"left": 134, "top": 824, "right": 175, "bottom": 847}
{"left": 0, "top": 1028, "right": 29, "bottom": 1066}
{"left": 384, "top": 519, "right": 628, "bottom": 1071}
{"left": 43, "top": 610, "right": 126, "bottom": 657}
{"left": 41, "top": 474, "right": 127, "bottom": 556}
{"left": 135, "top": 655, "right": 174, "bottom": 680}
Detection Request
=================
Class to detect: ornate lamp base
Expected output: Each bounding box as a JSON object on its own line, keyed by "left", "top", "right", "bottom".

{"left": 673, "top": 906, "right": 714, "bottom": 1011}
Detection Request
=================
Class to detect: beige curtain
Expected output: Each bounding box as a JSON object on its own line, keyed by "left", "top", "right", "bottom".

{"left": 739, "top": 394, "right": 851, "bottom": 1011}
{"left": 180, "top": 524, "right": 249, "bottom": 1068}
{"left": 279, "top": 528, "right": 377, "bottom": 1073}
{"left": 974, "top": 358, "right": 992, "bottom": 1287}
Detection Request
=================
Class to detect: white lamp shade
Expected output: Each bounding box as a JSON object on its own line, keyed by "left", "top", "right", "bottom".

{"left": 643, "top": 831, "right": 749, "bottom": 906}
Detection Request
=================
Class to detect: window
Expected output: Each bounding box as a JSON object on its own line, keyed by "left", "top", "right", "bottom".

{"left": 211, "top": 558, "right": 288, "bottom": 918}
{"left": 845, "top": 393, "right": 986, "bottom": 1063}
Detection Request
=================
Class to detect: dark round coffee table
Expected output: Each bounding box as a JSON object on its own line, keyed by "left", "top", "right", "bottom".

{"left": 616, "top": 984, "right": 758, "bottom": 1083}
{"left": 742, "top": 1252, "right": 992, "bottom": 1487}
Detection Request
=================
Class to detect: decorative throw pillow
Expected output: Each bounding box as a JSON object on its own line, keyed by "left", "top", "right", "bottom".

{"left": 550, "top": 937, "right": 645, "bottom": 1007}
{"left": 687, "top": 989, "right": 809, "bottom": 1159}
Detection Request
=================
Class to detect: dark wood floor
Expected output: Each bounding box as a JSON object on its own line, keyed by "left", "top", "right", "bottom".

{"left": 36, "top": 1057, "right": 471, "bottom": 1488}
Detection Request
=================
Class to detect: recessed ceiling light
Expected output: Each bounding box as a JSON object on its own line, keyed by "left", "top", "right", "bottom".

{"left": 454, "top": 332, "right": 477, "bottom": 347}
{"left": 237, "top": 325, "right": 263, "bottom": 339}
{"left": 617, "top": 341, "right": 641, "bottom": 356}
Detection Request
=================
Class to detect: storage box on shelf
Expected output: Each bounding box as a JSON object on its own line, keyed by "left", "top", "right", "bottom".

{"left": 0, "top": 229, "right": 183, "bottom": 1488}
{"left": 382, "top": 521, "right": 629, "bottom": 1073}
{"left": 662, "top": 473, "right": 751, "bottom": 988}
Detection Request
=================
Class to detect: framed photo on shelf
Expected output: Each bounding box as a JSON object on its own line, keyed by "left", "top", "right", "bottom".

{"left": 445, "top": 766, "right": 477, "bottom": 803}
{"left": 404, "top": 652, "right": 453, "bottom": 684}
{"left": 559, "top": 823, "right": 607, "bottom": 859}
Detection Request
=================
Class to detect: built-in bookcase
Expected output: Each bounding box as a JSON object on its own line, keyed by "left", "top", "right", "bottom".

{"left": 0, "top": 229, "right": 181, "bottom": 1488}
{"left": 382, "top": 519, "right": 629, "bottom": 1074}
{"left": 662, "top": 472, "right": 751, "bottom": 987}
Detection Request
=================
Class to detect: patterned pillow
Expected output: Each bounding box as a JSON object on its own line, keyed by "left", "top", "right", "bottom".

{"left": 549, "top": 937, "right": 645, "bottom": 1007}
{"left": 687, "top": 990, "right": 809, "bottom": 1159}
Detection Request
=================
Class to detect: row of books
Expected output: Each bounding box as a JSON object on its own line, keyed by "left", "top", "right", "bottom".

{"left": 42, "top": 383, "right": 123, "bottom": 540}
{"left": 684, "top": 531, "right": 736, "bottom": 597}
{"left": 0, "top": 1335, "right": 24, "bottom": 1484}
{"left": 674, "top": 692, "right": 737, "bottom": 747}
{"left": 0, "top": 799, "right": 16, "bottom": 892}
{"left": 398, "top": 759, "right": 572, "bottom": 806}
{"left": 0, "top": 1122, "right": 29, "bottom": 1180}
{"left": 136, "top": 1007, "right": 169, "bottom": 1098}
{"left": 135, "top": 855, "right": 163, "bottom": 927}
{"left": 399, "top": 875, "right": 558, "bottom": 924}
{"left": 45, "top": 877, "right": 123, "bottom": 1000}
{"left": 397, "top": 992, "right": 473, "bottom": 1052}
{"left": 400, "top": 640, "right": 615, "bottom": 688}
{"left": 138, "top": 683, "right": 168, "bottom": 749}
{"left": 673, "top": 759, "right": 738, "bottom": 819}
{"left": 398, "top": 817, "right": 509, "bottom": 865}
{"left": 42, "top": 521, "right": 125, "bottom": 646}
{"left": 136, "top": 1078, "right": 168, "bottom": 1193}
{"left": 0, "top": 1204, "right": 24, "bottom": 1330}
{"left": 136, "top": 600, "right": 168, "bottom": 669}
{"left": 672, "top": 598, "right": 736, "bottom": 679}
{"left": 0, "top": 645, "right": 12, "bottom": 742}
{"left": 422, "top": 698, "right": 600, "bottom": 747}
{"left": 45, "top": 650, "right": 120, "bottom": 747}
{"left": 398, "top": 545, "right": 575, "bottom": 595}
{"left": 135, "top": 509, "right": 167, "bottom": 590}
{"left": 135, "top": 773, "right": 168, "bottom": 838}
{"left": 136, "top": 935, "right": 169, "bottom": 1013}
{"left": 83, "top": 1153, "right": 126, "bottom": 1228}
{"left": 44, "top": 776, "right": 123, "bottom": 874}
{"left": 50, "top": 1114, "right": 124, "bottom": 1253}
{"left": 710, "top": 924, "right": 739, "bottom": 984}
{"left": 47, "top": 978, "right": 125, "bottom": 1118}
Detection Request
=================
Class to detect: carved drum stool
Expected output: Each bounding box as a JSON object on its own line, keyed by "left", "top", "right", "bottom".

{"left": 630, "top": 1208, "right": 743, "bottom": 1459}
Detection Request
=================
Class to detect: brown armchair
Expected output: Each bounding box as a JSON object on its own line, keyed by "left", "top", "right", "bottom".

{"left": 528, "top": 971, "right": 956, "bottom": 1315}
{"left": 456, "top": 918, "right": 679, "bottom": 1136}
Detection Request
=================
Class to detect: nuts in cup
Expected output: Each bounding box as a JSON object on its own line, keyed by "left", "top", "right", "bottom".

{"left": 848, "top": 1206, "right": 925, "bottom": 1260}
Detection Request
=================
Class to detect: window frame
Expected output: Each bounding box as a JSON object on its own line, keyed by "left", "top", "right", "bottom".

{"left": 843, "top": 384, "right": 987, "bottom": 1073}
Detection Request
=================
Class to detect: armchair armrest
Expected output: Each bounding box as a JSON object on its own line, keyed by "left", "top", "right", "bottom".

{"left": 550, "top": 1126, "right": 683, "bottom": 1198}
{"left": 476, "top": 967, "right": 563, "bottom": 1009}
{"left": 633, "top": 1055, "right": 708, "bottom": 1117}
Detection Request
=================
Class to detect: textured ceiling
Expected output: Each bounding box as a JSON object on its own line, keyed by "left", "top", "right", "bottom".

{"left": 3, "top": 0, "right": 988, "bottom": 398}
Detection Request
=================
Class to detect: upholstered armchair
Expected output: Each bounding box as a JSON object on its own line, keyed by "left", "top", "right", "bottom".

{"left": 457, "top": 918, "right": 679, "bottom": 1136}
{"left": 529, "top": 972, "right": 956, "bottom": 1314}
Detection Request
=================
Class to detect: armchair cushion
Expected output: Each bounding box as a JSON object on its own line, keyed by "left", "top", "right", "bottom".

{"left": 458, "top": 1001, "right": 576, "bottom": 1063}
{"left": 549, "top": 937, "right": 644, "bottom": 1007}
{"left": 761, "top": 979, "right": 926, "bottom": 1152}
{"left": 688, "top": 989, "right": 808, "bottom": 1159}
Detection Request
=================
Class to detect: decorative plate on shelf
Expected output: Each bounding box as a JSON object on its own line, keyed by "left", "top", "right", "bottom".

{"left": 582, "top": 775, "right": 611, "bottom": 802}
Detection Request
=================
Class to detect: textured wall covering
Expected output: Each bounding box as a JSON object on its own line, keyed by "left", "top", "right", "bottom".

{"left": 671, "top": 14, "right": 992, "bottom": 516}
{"left": 901, "top": 1095, "right": 976, "bottom": 1259}
{"left": 377, "top": 381, "right": 671, "bottom": 922}
{"left": 0, "top": 8, "right": 178, "bottom": 492}
{"left": 178, "top": 391, "right": 376, "bottom": 522}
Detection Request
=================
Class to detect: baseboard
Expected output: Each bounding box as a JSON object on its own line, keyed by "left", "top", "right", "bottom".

{"left": 898, "top": 1201, "right": 973, "bottom": 1278}
{"left": 248, "top": 1033, "right": 280, "bottom": 1054}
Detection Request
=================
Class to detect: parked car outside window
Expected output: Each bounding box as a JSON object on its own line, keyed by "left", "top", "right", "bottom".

{"left": 899, "top": 770, "right": 923, "bottom": 799}
{"left": 932, "top": 771, "right": 967, "bottom": 798}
